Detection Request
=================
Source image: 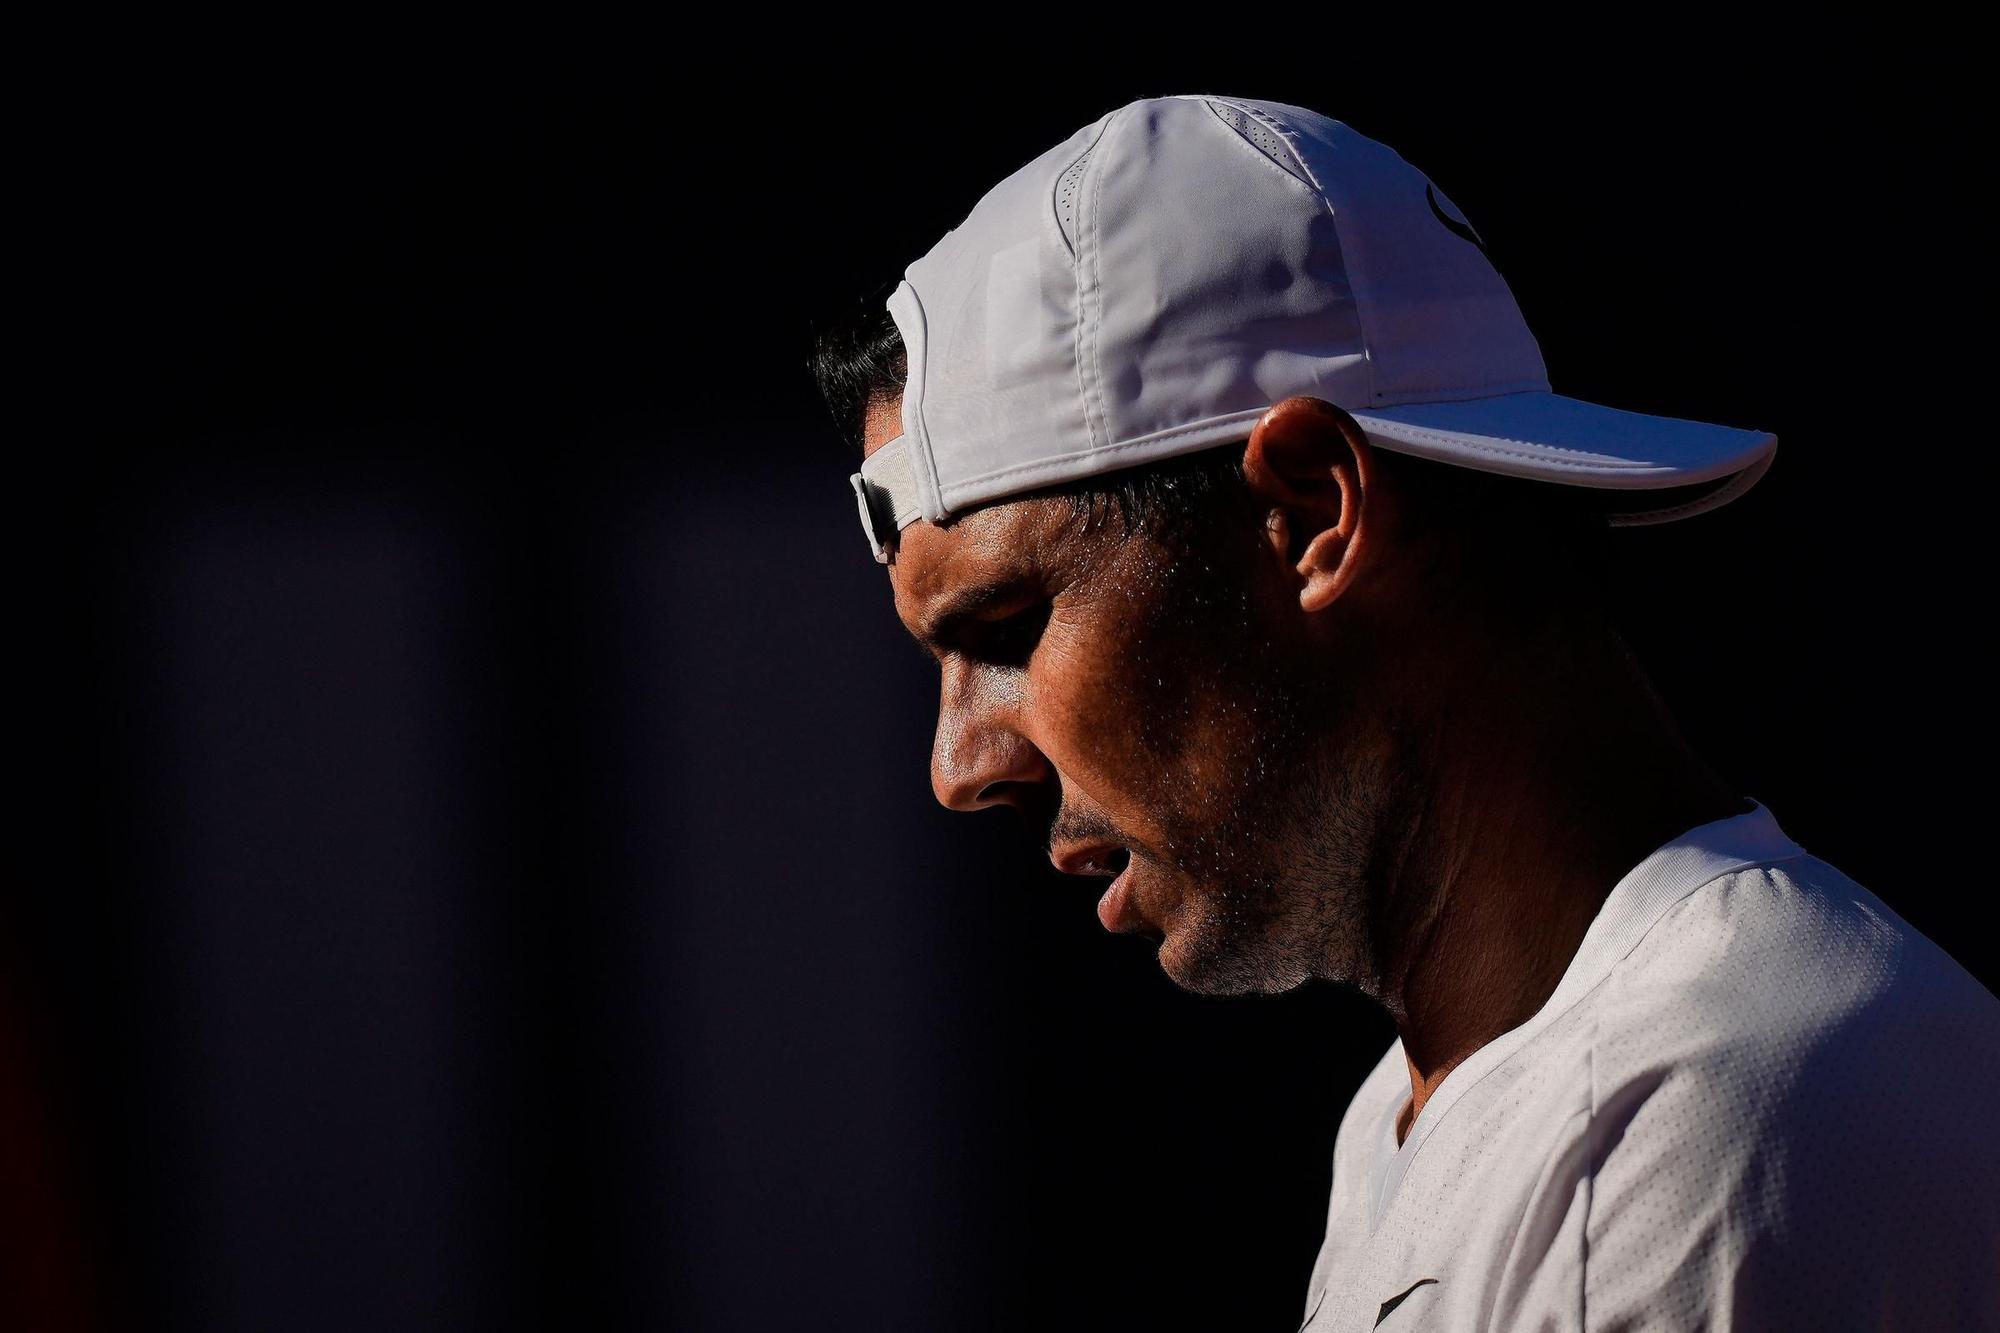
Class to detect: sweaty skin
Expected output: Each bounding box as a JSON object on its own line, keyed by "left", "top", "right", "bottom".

{"left": 866, "top": 394, "right": 1749, "bottom": 1138}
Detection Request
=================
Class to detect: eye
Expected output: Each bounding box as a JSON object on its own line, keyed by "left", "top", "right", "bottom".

{"left": 972, "top": 599, "right": 1052, "bottom": 667}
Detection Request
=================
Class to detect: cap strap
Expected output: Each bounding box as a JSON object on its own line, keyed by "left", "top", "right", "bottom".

{"left": 850, "top": 433, "right": 924, "bottom": 562}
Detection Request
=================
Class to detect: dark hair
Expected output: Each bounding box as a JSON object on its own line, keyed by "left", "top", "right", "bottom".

{"left": 807, "top": 291, "right": 910, "bottom": 460}
{"left": 807, "top": 294, "right": 1615, "bottom": 607}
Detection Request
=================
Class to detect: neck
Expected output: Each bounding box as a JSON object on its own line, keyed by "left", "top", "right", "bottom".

{"left": 1371, "top": 618, "right": 1748, "bottom": 1144}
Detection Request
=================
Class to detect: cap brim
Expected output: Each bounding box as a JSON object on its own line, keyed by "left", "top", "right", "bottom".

{"left": 1350, "top": 389, "right": 1777, "bottom": 527}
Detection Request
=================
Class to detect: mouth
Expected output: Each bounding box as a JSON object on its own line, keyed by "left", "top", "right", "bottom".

{"left": 1050, "top": 843, "right": 1149, "bottom": 934}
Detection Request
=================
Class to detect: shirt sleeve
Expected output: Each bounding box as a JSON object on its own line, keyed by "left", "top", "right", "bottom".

{"left": 1488, "top": 1042, "right": 2000, "bottom": 1332}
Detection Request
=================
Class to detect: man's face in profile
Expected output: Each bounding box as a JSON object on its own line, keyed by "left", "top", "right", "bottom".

{"left": 868, "top": 396, "right": 1417, "bottom": 998}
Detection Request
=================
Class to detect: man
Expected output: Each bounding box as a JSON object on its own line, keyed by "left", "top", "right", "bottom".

{"left": 812, "top": 94, "right": 2000, "bottom": 1330}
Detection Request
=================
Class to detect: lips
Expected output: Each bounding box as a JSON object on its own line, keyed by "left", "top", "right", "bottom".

{"left": 1050, "top": 841, "right": 1150, "bottom": 933}
{"left": 1050, "top": 841, "right": 1124, "bottom": 878}
{"left": 1094, "top": 852, "right": 1145, "bottom": 933}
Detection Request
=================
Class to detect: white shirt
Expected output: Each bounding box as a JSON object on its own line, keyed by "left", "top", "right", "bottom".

{"left": 1299, "top": 797, "right": 2000, "bottom": 1331}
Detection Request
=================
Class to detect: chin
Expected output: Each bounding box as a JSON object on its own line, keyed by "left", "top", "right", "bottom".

{"left": 1157, "top": 916, "right": 1311, "bottom": 997}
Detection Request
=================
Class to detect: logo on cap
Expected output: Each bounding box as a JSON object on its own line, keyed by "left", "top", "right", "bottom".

{"left": 1425, "top": 183, "right": 1487, "bottom": 256}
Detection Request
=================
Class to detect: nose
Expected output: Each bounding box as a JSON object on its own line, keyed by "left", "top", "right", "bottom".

{"left": 930, "top": 664, "right": 1052, "bottom": 814}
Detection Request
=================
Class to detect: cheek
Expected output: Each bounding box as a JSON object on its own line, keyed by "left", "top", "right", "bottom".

{"left": 1027, "top": 626, "right": 1154, "bottom": 786}
{"left": 1130, "top": 565, "right": 1273, "bottom": 762}
{"left": 1051, "top": 557, "right": 1285, "bottom": 801}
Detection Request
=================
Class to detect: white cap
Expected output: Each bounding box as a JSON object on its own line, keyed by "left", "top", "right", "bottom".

{"left": 850, "top": 93, "right": 1777, "bottom": 563}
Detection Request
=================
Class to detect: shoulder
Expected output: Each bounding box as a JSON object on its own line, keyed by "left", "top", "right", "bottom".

{"left": 1593, "top": 852, "right": 2000, "bottom": 1111}
{"left": 1573, "top": 853, "right": 2000, "bottom": 1327}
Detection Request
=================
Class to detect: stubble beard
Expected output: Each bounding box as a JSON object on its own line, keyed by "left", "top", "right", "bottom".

{"left": 1155, "top": 680, "right": 1425, "bottom": 1000}
{"left": 1113, "top": 514, "right": 1432, "bottom": 1001}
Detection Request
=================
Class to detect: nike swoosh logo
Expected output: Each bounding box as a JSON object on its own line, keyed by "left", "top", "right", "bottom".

{"left": 1425, "top": 183, "right": 1487, "bottom": 255}
{"left": 1375, "top": 1277, "right": 1440, "bottom": 1326}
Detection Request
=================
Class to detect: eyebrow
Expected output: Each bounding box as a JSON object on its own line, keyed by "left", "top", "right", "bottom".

{"left": 909, "top": 573, "right": 1040, "bottom": 658}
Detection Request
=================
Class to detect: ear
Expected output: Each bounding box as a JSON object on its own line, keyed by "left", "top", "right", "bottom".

{"left": 1241, "top": 396, "right": 1381, "bottom": 614}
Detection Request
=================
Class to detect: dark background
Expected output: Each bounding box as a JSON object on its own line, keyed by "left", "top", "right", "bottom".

{"left": 11, "top": 29, "right": 1988, "bottom": 1333}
